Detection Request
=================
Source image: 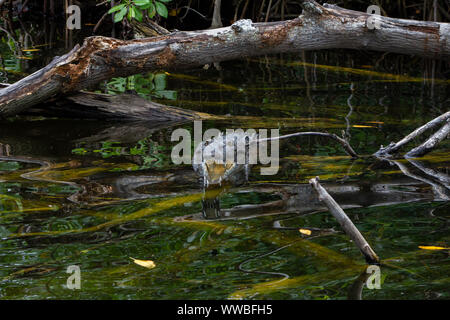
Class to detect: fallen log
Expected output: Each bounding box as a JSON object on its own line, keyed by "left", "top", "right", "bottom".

{"left": 309, "top": 176, "right": 380, "bottom": 264}
{"left": 1, "top": 0, "right": 449, "bottom": 117}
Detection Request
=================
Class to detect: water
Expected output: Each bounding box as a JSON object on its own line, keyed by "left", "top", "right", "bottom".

{"left": 0, "top": 45, "right": 449, "bottom": 299}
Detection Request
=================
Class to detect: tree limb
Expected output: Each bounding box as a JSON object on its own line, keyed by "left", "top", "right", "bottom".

{"left": 374, "top": 111, "right": 450, "bottom": 157}
{"left": 264, "top": 131, "right": 358, "bottom": 158}
{"left": 309, "top": 176, "right": 380, "bottom": 264}
{"left": 405, "top": 119, "right": 450, "bottom": 158}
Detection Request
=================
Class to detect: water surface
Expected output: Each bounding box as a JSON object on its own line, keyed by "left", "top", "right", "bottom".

{"left": 0, "top": 47, "right": 449, "bottom": 299}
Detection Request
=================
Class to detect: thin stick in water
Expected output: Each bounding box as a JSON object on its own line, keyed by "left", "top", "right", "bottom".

{"left": 309, "top": 177, "right": 380, "bottom": 264}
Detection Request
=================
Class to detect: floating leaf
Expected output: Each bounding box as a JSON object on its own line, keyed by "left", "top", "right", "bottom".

{"left": 130, "top": 257, "right": 156, "bottom": 269}
{"left": 418, "top": 246, "right": 449, "bottom": 251}
{"left": 299, "top": 229, "right": 312, "bottom": 236}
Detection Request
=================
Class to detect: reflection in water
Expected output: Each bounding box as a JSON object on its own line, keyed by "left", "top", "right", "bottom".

{"left": 347, "top": 269, "right": 371, "bottom": 300}
{"left": 202, "top": 187, "right": 223, "bottom": 219}
{"left": 0, "top": 48, "right": 449, "bottom": 299}
{"left": 384, "top": 159, "right": 450, "bottom": 201}
{"left": 189, "top": 176, "right": 437, "bottom": 222}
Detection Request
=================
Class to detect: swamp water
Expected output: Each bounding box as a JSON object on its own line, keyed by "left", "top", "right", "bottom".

{"left": 0, "top": 46, "right": 449, "bottom": 299}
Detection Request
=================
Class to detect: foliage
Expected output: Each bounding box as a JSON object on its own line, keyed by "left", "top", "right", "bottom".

{"left": 108, "top": 0, "right": 171, "bottom": 23}
{"left": 72, "top": 137, "right": 171, "bottom": 170}
{"left": 103, "top": 72, "right": 177, "bottom": 100}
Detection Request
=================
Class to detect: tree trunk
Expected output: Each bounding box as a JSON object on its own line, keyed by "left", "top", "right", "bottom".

{"left": 210, "top": 0, "right": 223, "bottom": 29}
{"left": 1, "top": 0, "right": 449, "bottom": 117}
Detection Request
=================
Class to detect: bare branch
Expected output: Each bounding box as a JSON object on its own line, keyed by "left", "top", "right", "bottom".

{"left": 375, "top": 111, "right": 450, "bottom": 157}
{"left": 405, "top": 119, "right": 450, "bottom": 158}
{"left": 263, "top": 131, "right": 358, "bottom": 158}
{"left": 309, "top": 177, "right": 380, "bottom": 264}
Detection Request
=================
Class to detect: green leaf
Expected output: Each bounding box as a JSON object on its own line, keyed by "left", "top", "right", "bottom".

{"left": 157, "top": 0, "right": 171, "bottom": 3}
{"left": 154, "top": 73, "right": 167, "bottom": 91}
{"left": 155, "top": 1, "right": 168, "bottom": 18}
{"left": 108, "top": 4, "right": 126, "bottom": 14}
{"left": 114, "top": 6, "right": 128, "bottom": 22}
{"left": 138, "top": 3, "right": 153, "bottom": 9}
{"left": 133, "top": 0, "right": 151, "bottom": 5}
{"left": 155, "top": 90, "right": 177, "bottom": 100}
{"left": 133, "top": 6, "right": 144, "bottom": 22}
{"left": 127, "top": 6, "right": 135, "bottom": 20}
{"left": 147, "top": 3, "right": 156, "bottom": 18}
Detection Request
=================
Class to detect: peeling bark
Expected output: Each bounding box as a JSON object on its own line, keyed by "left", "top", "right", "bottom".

{"left": 1, "top": 0, "right": 449, "bottom": 117}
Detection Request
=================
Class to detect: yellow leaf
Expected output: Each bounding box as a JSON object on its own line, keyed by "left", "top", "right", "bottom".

{"left": 299, "top": 229, "right": 312, "bottom": 236}
{"left": 352, "top": 125, "right": 375, "bottom": 128}
{"left": 418, "top": 246, "right": 449, "bottom": 251}
{"left": 130, "top": 257, "right": 156, "bottom": 269}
